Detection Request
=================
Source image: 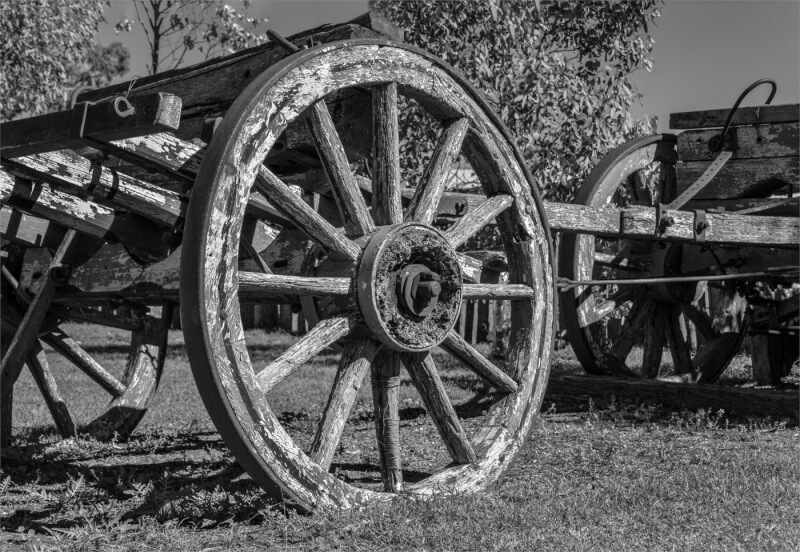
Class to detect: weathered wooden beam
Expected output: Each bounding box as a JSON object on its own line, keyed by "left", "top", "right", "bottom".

{"left": 3, "top": 149, "right": 185, "bottom": 227}
{"left": 677, "top": 122, "right": 798, "bottom": 161}
{"left": 20, "top": 245, "right": 181, "bottom": 300}
{"left": 544, "top": 201, "right": 799, "bottom": 248}
{"left": 76, "top": 17, "right": 397, "bottom": 138}
{"left": 675, "top": 156, "right": 798, "bottom": 199}
{"left": 0, "top": 93, "right": 181, "bottom": 158}
{"left": 0, "top": 207, "right": 67, "bottom": 250}
{"left": 684, "top": 197, "right": 798, "bottom": 217}
{"left": 96, "top": 133, "right": 295, "bottom": 228}
{"left": 1, "top": 171, "right": 168, "bottom": 257}
{"left": 670, "top": 103, "right": 799, "bottom": 130}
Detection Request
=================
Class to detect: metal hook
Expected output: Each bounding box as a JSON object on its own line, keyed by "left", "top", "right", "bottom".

{"left": 709, "top": 78, "right": 777, "bottom": 152}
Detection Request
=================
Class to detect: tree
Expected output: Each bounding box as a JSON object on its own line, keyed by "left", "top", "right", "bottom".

{"left": 71, "top": 42, "right": 132, "bottom": 90}
{"left": 0, "top": 0, "right": 106, "bottom": 121}
{"left": 115, "top": 0, "right": 269, "bottom": 74}
{"left": 370, "top": 0, "right": 661, "bottom": 202}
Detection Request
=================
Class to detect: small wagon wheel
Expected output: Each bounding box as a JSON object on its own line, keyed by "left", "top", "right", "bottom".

{"left": 559, "top": 134, "right": 747, "bottom": 382}
{"left": 181, "top": 40, "right": 555, "bottom": 510}
{"left": 0, "top": 254, "right": 169, "bottom": 446}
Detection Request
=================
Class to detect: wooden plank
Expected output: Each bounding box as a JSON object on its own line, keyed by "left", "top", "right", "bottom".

{"left": 676, "top": 156, "right": 798, "bottom": 199}
{"left": 1, "top": 171, "right": 168, "bottom": 257}
{"left": 100, "top": 133, "right": 295, "bottom": 228}
{"left": 684, "top": 197, "right": 798, "bottom": 217}
{"left": 20, "top": 245, "right": 180, "bottom": 299}
{"left": 619, "top": 206, "right": 798, "bottom": 247}
{"left": 677, "top": 122, "right": 798, "bottom": 161}
{"left": 670, "top": 103, "right": 799, "bottom": 130}
{"left": 76, "top": 18, "right": 395, "bottom": 138}
{"left": 544, "top": 202, "right": 621, "bottom": 235}
{"left": 545, "top": 201, "right": 799, "bottom": 248}
{"left": 0, "top": 93, "right": 181, "bottom": 158}
{"left": 0, "top": 207, "right": 67, "bottom": 250}
{"left": 4, "top": 149, "right": 185, "bottom": 226}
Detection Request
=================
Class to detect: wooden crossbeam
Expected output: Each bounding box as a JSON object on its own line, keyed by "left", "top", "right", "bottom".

{"left": 0, "top": 170, "right": 168, "bottom": 257}
{"left": 544, "top": 202, "right": 799, "bottom": 248}
{"left": 0, "top": 93, "right": 181, "bottom": 158}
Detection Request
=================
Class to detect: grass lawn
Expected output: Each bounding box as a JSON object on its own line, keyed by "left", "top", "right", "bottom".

{"left": 1, "top": 324, "right": 798, "bottom": 551}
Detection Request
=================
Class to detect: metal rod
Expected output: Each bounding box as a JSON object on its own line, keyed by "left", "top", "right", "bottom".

{"left": 557, "top": 267, "right": 799, "bottom": 291}
{"left": 747, "top": 328, "right": 799, "bottom": 337}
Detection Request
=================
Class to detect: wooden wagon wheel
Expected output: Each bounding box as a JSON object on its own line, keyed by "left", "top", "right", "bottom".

{"left": 0, "top": 255, "right": 169, "bottom": 446}
{"left": 180, "top": 40, "right": 555, "bottom": 510}
{"left": 559, "top": 134, "right": 747, "bottom": 383}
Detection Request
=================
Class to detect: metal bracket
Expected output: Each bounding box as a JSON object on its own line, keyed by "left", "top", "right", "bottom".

{"left": 667, "top": 149, "right": 734, "bottom": 211}
{"left": 70, "top": 101, "right": 92, "bottom": 139}
{"left": 707, "top": 126, "right": 738, "bottom": 154}
{"left": 654, "top": 203, "right": 674, "bottom": 236}
{"left": 693, "top": 209, "right": 707, "bottom": 243}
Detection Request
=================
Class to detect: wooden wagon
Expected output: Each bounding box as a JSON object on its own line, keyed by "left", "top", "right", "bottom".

{"left": 1, "top": 15, "right": 797, "bottom": 511}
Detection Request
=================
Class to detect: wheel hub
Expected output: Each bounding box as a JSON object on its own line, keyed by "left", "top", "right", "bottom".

{"left": 357, "top": 223, "right": 462, "bottom": 352}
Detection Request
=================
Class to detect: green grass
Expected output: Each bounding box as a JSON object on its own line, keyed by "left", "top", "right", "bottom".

{"left": 1, "top": 325, "right": 799, "bottom": 551}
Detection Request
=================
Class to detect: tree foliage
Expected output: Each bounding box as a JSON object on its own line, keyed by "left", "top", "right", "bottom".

{"left": 72, "top": 42, "right": 132, "bottom": 90}
{"left": 115, "top": 0, "right": 269, "bottom": 74}
{"left": 371, "top": 0, "right": 661, "bottom": 201}
{"left": 0, "top": 0, "right": 106, "bottom": 121}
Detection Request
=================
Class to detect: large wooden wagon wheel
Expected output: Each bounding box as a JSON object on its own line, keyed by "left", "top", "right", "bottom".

{"left": 0, "top": 249, "right": 169, "bottom": 446}
{"left": 559, "top": 134, "right": 747, "bottom": 382}
{"left": 181, "top": 40, "right": 555, "bottom": 510}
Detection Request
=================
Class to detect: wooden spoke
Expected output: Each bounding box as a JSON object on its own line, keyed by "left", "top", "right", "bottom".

{"left": 441, "top": 332, "right": 518, "bottom": 394}
{"left": 402, "top": 353, "right": 477, "bottom": 464}
{"left": 666, "top": 307, "right": 693, "bottom": 374}
{"left": 692, "top": 333, "right": 743, "bottom": 384}
{"left": 444, "top": 194, "right": 514, "bottom": 249}
{"left": 241, "top": 235, "right": 272, "bottom": 274}
{"left": 405, "top": 117, "right": 470, "bottom": 224}
{"left": 641, "top": 306, "right": 669, "bottom": 378}
{"left": 42, "top": 329, "right": 126, "bottom": 398}
{"left": 371, "top": 82, "right": 402, "bottom": 225}
{"left": 307, "top": 101, "right": 375, "bottom": 237}
{"left": 309, "top": 339, "right": 380, "bottom": 470}
{"left": 238, "top": 272, "right": 350, "bottom": 298}
{"left": 593, "top": 251, "right": 651, "bottom": 273}
{"left": 462, "top": 282, "right": 533, "bottom": 301}
{"left": 681, "top": 303, "right": 719, "bottom": 342}
{"left": 255, "top": 167, "right": 360, "bottom": 261}
{"left": 256, "top": 313, "right": 359, "bottom": 393}
{"left": 27, "top": 341, "right": 76, "bottom": 438}
{"left": 0, "top": 229, "right": 78, "bottom": 394}
{"left": 371, "top": 349, "right": 403, "bottom": 492}
{"left": 609, "top": 297, "right": 651, "bottom": 362}
{"left": 589, "top": 285, "right": 647, "bottom": 324}
{"left": 457, "top": 253, "right": 483, "bottom": 283}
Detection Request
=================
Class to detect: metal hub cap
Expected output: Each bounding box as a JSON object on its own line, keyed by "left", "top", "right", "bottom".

{"left": 357, "top": 223, "right": 462, "bottom": 352}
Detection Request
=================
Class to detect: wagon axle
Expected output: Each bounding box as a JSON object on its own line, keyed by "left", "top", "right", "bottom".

{"left": 398, "top": 263, "right": 442, "bottom": 317}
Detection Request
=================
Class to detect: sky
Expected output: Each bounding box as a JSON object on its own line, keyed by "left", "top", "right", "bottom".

{"left": 97, "top": 0, "right": 800, "bottom": 132}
